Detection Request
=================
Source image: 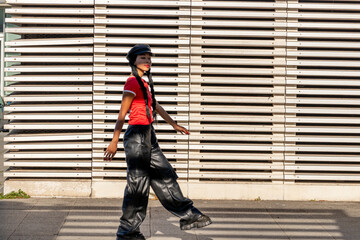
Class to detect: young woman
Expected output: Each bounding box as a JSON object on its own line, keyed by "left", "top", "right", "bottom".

{"left": 104, "top": 44, "right": 212, "bottom": 240}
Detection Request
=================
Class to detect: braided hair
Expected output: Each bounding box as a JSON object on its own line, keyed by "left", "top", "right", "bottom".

{"left": 127, "top": 44, "right": 157, "bottom": 122}
{"left": 130, "top": 64, "right": 157, "bottom": 122}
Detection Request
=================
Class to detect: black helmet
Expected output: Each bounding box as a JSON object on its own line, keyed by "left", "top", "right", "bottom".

{"left": 126, "top": 44, "right": 153, "bottom": 65}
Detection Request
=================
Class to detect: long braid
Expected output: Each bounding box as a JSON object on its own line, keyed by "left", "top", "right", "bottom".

{"left": 146, "top": 70, "right": 157, "bottom": 121}
{"left": 130, "top": 65, "right": 152, "bottom": 122}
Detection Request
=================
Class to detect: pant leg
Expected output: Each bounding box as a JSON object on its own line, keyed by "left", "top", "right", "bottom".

{"left": 117, "top": 125, "right": 152, "bottom": 236}
{"left": 149, "top": 126, "right": 202, "bottom": 220}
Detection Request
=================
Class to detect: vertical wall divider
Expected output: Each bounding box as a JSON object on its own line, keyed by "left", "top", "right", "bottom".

{"left": 273, "top": 0, "right": 287, "bottom": 184}
{"left": 285, "top": 0, "right": 298, "bottom": 185}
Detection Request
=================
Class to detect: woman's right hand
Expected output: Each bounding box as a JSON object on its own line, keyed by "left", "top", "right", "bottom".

{"left": 104, "top": 142, "right": 118, "bottom": 161}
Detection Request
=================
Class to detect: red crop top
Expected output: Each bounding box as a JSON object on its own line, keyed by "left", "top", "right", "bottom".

{"left": 123, "top": 76, "right": 153, "bottom": 125}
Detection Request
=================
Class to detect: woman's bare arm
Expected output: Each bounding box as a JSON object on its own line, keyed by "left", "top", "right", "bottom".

{"left": 104, "top": 92, "right": 135, "bottom": 161}
{"left": 155, "top": 101, "right": 189, "bottom": 135}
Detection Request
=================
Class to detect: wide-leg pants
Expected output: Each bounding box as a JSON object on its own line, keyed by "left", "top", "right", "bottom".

{"left": 116, "top": 124, "right": 202, "bottom": 237}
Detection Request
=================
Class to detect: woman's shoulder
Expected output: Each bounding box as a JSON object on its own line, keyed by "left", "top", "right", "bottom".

{"left": 126, "top": 76, "right": 146, "bottom": 85}
{"left": 126, "top": 76, "right": 137, "bottom": 82}
{"left": 124, "top": 76, "right": 141, "bottom": 91}
{"left": 125, "top": 76, "right": 138, "bottom": 85}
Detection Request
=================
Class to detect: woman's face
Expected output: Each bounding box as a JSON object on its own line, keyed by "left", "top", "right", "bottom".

{"left": 134, "top": 53, "right": 152, "bottom": 72}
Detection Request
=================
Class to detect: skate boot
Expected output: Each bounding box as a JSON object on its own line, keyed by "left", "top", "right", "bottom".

{"left": 180, "top": 214, "right": 212, "bottom": 230}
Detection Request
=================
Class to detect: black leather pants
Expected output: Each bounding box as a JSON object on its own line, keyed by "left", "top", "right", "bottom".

{"left": 116, "top": 124, "right": 202, "bottom": 237}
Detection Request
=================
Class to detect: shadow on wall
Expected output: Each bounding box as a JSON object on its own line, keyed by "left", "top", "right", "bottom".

{"left": 1, "top": 199, "right": 360, "bottom": 240}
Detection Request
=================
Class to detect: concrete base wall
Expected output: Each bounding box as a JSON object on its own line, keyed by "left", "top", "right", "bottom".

{"left": 91, "top": 180, "right": 126, "bottom": 198}
{"left": 91, "top": 180, "right": 189, "bottom": 198}
{"left": 4, "top": 180, "right": 360, "bottom": 201}
{"left": 188, "top": 182, "right": 360, "bottom": 201}
{"left": 4, "top": 180, "right": 91, "bottom": 198}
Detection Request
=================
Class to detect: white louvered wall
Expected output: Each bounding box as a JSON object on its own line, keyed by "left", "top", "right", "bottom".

{"left": 3, "top": 0, "right": 360, "bottom": 200}
{"left": 188, "top": 0, "right": 286, "bottom": 184}
{"left": 285, "top": 0, "right": 360, "bottom": 184}
{"left": 3, "top": 0, "right": 94, "bottom": 194}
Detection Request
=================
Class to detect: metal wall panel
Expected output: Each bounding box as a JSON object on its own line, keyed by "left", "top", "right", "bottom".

{"left": 3, "top": 0, "right": 360, "bottom": 198}
{"left": 285, "top": 0, "right": 360, "bottom": 183}
{"left": 188, "top": 0, "right": 286, "bottom": 183}
{"left": 3, "top": 0, "right": 94, "bottom": 180}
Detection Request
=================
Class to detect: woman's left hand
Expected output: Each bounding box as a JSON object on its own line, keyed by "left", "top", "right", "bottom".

{"left": 173, "top": 124, "right": 190, "bottom": 135}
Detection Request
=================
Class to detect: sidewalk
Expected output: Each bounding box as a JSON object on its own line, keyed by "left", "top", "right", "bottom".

{"left": 1, "top": 197, "right": 360, "bottom": 240}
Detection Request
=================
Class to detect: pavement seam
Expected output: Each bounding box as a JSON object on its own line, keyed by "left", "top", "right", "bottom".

{"left": 53, "top": 199, "right": 75, "bottom": 240}
{"left": 305, "top": 207, "right": 337, "bottom": 240}
{"left": 263, "top": 205, "right": 291, "bottom": 240}
{"left": 194, "top": 229, "right": 199, "bottom": 240}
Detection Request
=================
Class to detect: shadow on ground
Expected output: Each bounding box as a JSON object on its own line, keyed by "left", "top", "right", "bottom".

{"left": 1, "top": 199, "right": 360, "bottom": 240}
